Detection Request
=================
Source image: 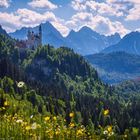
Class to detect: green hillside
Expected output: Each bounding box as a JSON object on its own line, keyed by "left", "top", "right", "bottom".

{"left": 0, "top": 34, "right": 140, "bottom": 139}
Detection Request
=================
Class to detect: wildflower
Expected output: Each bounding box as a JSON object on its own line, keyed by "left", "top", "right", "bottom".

{"left": 4, "top": 101, "right": 9, "bottom": 107}
{"left": 53, "top": 116, "right": 57, "bottom": 121}
{"left": 31, "top": 123, "right": 37, "bottom": 130}
{"left": 104, "top": 109, "right": 109, "bottom": 116}
{"left": 70, "top": 122, "right": 75, "bottom": 127}
{"left": 2, "top": 107, "right": 5, "bottom": 110}
{"left": 103, "top": 130, "right": 108, "bottom": 135}
{"left": 25, "top": 125, "right": 31, "bottom": 131}
{"left": 124, "top": 134, "right": 127, "bottom": 138}
{"left": 77, "top": 129, "right": 83, "bottom": 136}
{"left": 107, "top": 126, "right": 112, "bottom": 132}
{"left": 108, "top": 132, "right": 114, "bottom": 136}
{"left": 55, "top": 131, "right": 60, "bottom": 135}
{"left": 17, "top": 81, "right": 25, "bottom": 88}
{"left": 16, "top": 119, "right": 23, "bottom": 123}
{"left": 69, "top": 112, "right": 74, "bottom": 118}
{"left": 30, "top": 115, "right": 33, "bottom": 118}
{"left": 44, "top": 116, "right": 50, "bottom": 121}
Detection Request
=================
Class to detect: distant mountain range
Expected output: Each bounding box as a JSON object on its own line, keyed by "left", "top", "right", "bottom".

{"left": 102, "top": 31, "right": 140, "bottom": 55}
{"left": 9, "top": 21, "right": 121, "bottom": 55}
{"left": 85, "top": 52, "right": 140, "bottom": 84}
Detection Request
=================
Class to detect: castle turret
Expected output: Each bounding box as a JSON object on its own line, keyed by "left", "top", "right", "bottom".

{"left": 39, "top": 25, "right": 42, "bottom": 46}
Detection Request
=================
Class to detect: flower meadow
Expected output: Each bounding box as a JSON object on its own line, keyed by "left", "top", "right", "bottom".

{"left": 0, "top": 79, "right": 139, "bottom": 140}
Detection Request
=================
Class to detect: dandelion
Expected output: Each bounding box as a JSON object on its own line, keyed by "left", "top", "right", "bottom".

{"left": 17, "top": 81, "right": 25, "bottom": 88}
{"left": 44, "top": 116, "right": 50, "bottom": 121}
{"left": 69, "top": 112, "right": 74, "bottom": 118}
{"left": 104, "top": 109, "right": 109, "bottom": 116}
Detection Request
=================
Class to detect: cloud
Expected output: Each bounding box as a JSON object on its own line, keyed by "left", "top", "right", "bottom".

{"left": 66, "top": 12, "right": 129, "bottom": 36}
{"left": 71, "top": 0, "right": 125, "bottom": 17}
{"left": 0, "top": 8, "right": 69, "bottom": 36}
{"left": 126, "top": 4, "right": 140, "bottom": 21}
{"left": 28, "top": 0, "right": 57, "bottom": 10}
{"left": 0, "top": 0, "right": 10, "bottom": 8}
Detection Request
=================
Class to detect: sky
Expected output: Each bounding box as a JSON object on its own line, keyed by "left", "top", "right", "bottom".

{"left": 0, "top": 0, "right": 140, "bottom": 37}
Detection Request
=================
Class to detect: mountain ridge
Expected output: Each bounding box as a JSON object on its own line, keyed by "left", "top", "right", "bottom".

{"left": 9, "top": 22, "right": 121, "bottom": 55}
{"left": 102, "top": 31, "right": 140, "bottom": 55}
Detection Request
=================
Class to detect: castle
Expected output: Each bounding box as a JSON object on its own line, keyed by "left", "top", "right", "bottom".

{"left": 17, "top": 25, "right": 42, "bottom": 49}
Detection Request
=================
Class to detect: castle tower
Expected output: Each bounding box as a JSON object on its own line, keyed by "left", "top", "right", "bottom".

{"left": 39, "top": 25, "right": 42, "bottom": 47}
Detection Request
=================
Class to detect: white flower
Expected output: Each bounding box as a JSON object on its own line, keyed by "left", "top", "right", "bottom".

{"left": 31, "top": 122, "right": 37, "bottom": 130}
{"left": 103, "top": 130, "right": 108, "bottom": 135}
{"left": 17, "top": 81, "right": 25, "bottom": 88}
{"left": 30, "top": 115, "right": 33, "bottom": 118}
{"left": 108, "top": 132, "right": 114, "bottom": 136}
{"left": 16, "top": 120, "right": 23, "bottom": 123}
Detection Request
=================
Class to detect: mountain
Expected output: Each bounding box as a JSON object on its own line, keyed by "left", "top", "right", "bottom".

{"left": 65, "top": 27, "right": 121, "bottom": 55}
{"left": 102, "top": 31, "right": 140, "bottom": 55}
{"left": 9, "top": 22, "right": 65, "bottom": 48}
{"left": 9, "top": 22, "right": 121, "bottom": 55}
{"left": 85, "top": 52, "right": 140, "bottom": 84}
{"left": 0, "top": 25, "right": 9, "bottom": 36}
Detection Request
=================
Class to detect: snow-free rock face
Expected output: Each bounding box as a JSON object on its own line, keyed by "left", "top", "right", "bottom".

{"left": 65, "top": 26, "right": 121, "bottom": 55}
{"left": 9, "top": 22, "right": 121, "bottom": 55}
{"left": 102, "top": 31, "right": 140, "bottom": 55}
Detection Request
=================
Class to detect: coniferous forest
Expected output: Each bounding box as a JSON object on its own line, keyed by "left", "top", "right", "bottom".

{"left": 0, "top": 33, "right": 140, "bottom": 140}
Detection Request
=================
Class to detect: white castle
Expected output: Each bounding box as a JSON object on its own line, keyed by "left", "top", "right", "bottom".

{"left": 17, "top": 25, "right": 42, "bottom": 49}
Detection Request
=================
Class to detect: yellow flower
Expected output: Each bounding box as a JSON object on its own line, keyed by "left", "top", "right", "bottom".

{"left": 69, "top": 112, "right": 74, "bottom": 118}
{"left": 77, "top": 129, "right": 83, "bottom": 136}
{"left": 17, "top": 81, "right": 25, "bottom": 88}
{"left": 70, "top": 122, "right": 75, "bottom": 127}
{"left": 4, "top": 101, "right": 9, "bottom": 107}
{"left": 53, "top": 116, "right": 57, "bottom": 121}
{"left": 2, "top": 107, "right": 5, "bottom": 110}
{"left": 104, "top": 109, "right": 109, "bottom": 116}
{"left": 107, "top": 126, "right": 112, "bottom": 132}
{"left": 44, "top": 116, "right": 50, "bottom": 121}
{"left": 25, "top": 125, "right": 31, "bottom": 131}
{"left": 55, "top": 131, "right": 60, "bottom": 135}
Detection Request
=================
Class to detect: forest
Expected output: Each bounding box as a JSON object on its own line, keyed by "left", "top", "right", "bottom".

{"left": 0, "top": 34, "right": 140, "bottom": 139}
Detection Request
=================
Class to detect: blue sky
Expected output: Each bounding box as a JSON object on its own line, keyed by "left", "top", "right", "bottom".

{"left": 0, "top": 0, "right": 140, "bottom": 37}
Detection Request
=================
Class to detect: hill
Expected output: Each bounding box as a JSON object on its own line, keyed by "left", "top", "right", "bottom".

{"left": 85, "top": 52, "right": 140, "bottom": 84}
{"left": 1, "top": 34, "right": 140, "bottom": 139}
{"left": 102, "top": 31, "right": 140, "bottom": 55}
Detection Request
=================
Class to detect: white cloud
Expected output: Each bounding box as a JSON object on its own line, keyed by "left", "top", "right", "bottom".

{"left": 66, "top": 12, "right": 129, "bottom": 36}
{"left": 0, "top": 0, "right": 10, "bottom": 8}
{"left": 0, "top": 8, "right": 69, "bottom": 36}
{"left": 126, "top": 4, "right": 140, "bottom": 21}
{"left": 28, "top": 0, "right": 57, "bottom": 10}
{"left": 71, "top": 0, "right": 125, "bottom": 17}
